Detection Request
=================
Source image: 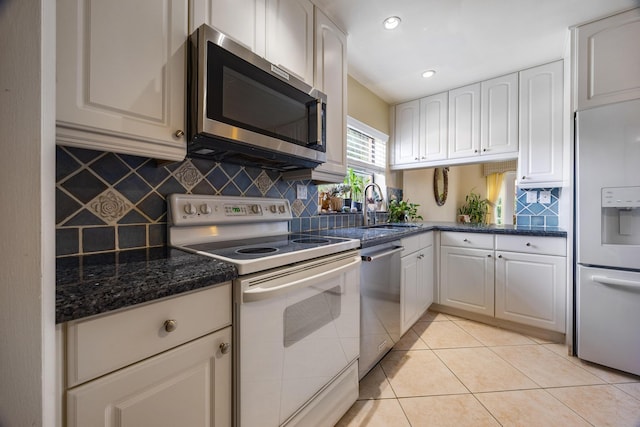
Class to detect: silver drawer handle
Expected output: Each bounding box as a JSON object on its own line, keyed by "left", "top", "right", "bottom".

{"left": 164, "top": 319, "right": 178, "bottom": 332}
{"left": 219, "top": 342, "right": 231, "bottom": 354}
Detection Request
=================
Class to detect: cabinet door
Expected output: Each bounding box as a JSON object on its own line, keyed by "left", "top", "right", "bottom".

{"left": 518, "top": 60, "right": 564, "bottom": 187}
{"left": 393, "top": 100, "right": 421, "bottom": 165}
{"left": 575, "top": 8, "right": 640, "bottom": 110}
{"left": 495, "top": 252, "right": 566, "bottom": 332}
{"left": 448, "top": 83, "right": 481, "bottom": 159}
{"left": 189, "top": 0, "right": 266, "bottom": 54}
{"left": 400, "top": 252, "right": 420, "bottom": 335}
{"left": 312, "top": 9, "right": 348, "bottom": 179}
{"left": 440, "top": 246, "right": 494, "bottom": 316}
{"left": 481, "top": 73, "right": 518, "bottom": 156}
{"left": 419, "top": 92, "right": 448, "bottom": 161}
{"left": 57, "top": 0, "right": 187, "bottom": 161}
{"left": 417, "top": 242, "right": 434, "bottom": 313}
{"left": 266, "top": 0, "right": 314, "bottom": 83}
{"left": 67, "top": 327, "right": 232, "bottom": 427}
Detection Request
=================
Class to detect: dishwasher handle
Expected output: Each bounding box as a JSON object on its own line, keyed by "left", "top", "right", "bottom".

{"left": 361, "top": 246, "right": 404, "bottom": 262}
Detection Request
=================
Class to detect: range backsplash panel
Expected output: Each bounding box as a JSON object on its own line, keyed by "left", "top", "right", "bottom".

{"left": 515, "top": 187, "right": 560, "bottom": 227}
{"left": 55, "top": 146, "right": 362, "bottom": 256}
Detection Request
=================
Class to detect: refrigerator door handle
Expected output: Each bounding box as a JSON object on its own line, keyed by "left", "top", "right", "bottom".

{"left": 592, "top": 275, "right": 640, "bottom": 290}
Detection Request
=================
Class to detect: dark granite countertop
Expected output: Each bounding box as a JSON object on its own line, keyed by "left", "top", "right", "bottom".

{"left": 56, "top": 222, "right": 566, "bottom": 323}
{"left": 312, "top": 221, "right": 567, "bottom": 248}
{"left": 56, "top": 247, "right": 237, "bottom": 324}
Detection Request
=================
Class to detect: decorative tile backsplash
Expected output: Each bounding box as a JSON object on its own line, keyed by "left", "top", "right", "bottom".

{"left": 56, "top": 146, "right": 354, "bottom": 256}
{"left": 515, "top": 188, "right": 560, "bottom": 227}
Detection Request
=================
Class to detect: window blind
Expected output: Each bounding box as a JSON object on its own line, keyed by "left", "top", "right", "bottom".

{"left": 347, "top": 126, "right": 386, "bottom": 172}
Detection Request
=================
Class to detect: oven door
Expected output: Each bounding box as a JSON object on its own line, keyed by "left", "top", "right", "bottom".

{"left": 235, "top": 251, "right": 360, "bottom": 427}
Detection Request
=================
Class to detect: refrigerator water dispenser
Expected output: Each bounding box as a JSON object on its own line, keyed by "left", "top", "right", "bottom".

{"left": 601, "top": 187, "right": 640, "bottom": 244}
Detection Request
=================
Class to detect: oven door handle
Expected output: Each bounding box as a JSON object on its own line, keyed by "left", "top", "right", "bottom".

{"left": 242, "top": 255, "right": 360, "bottom": 302}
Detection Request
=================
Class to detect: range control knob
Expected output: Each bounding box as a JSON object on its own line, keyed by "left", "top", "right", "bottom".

{"left": 270, "top": 205, "right": 277, "bottom": 213}
{"left": 199, "top": 204, "right": 212, "bottom": 214}
{"left": 184, "top": 203, "right": 197, "bottom": 215}
{"left": 278, "top": 205, "right": 286, "bottom": 213}
{"left": 251, "top": 205, "right": 260, "bottom": 214}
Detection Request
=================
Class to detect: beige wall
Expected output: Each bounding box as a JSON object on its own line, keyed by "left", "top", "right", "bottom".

{"left": 403, "top": 164, "right": 486, "bottom": 222}
{"left": 347, "top": 75, "right": 403, "bottom": 188}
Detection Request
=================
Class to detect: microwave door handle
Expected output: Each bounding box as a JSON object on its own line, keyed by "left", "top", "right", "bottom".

{"left": 317, "top": 98, "right": 324, "bottom": 148}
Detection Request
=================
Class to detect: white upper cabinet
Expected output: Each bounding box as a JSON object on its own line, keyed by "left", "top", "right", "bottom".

{"left": 448, "top": 83, "right": 481, "bottom": 159}
{"left": 518, "top": 60, "right": 564, "bottom": 188}
{"left": 265, "top": 0, "right": 314, "bottom": 83}
{"left": 309, "top": 9, "right": 348, "bottom": 181}
{"left": 190, "top": 0, "right": 314, "bottom": 83}
{"left": 57, "top": 0, "right": 187, "bottom": 161}
{"left": 574, "top": 8, "right": 640, "bottom": 110}
{"left": 189, "top": 0, "right": 265, "bottom": 54}
{"left": 481, "top": 73, "right": 518, "bottom": 156}
{"left": 419, "top": 92, "right": 449, "bottom": 162}
{"left": 393, "top": 100, "right": 421, "bottom": 165}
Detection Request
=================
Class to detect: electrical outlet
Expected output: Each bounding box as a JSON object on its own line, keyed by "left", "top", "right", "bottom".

{"left": 526, "top": 191, "right": 538, "bottom": 204}
{"left": 296, "top": 184, "right": 307, "bottom": 200}
{"left": 539, "top": 190, "right": 551, "bottom": 204}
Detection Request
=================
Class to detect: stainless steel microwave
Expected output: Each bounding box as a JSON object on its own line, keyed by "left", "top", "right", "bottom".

{"left": 187, "top": 24, "right": 327, "bottom": 171}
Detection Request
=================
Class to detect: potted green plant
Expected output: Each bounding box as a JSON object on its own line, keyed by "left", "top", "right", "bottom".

{"left": 458, "top": 191, "right": 489, "bottom": 224}
{"left": 388, "top": 199, "right": 423, "bottom": 223}
{"left": 344, "top": 168, "right": 368, "bottom": 211}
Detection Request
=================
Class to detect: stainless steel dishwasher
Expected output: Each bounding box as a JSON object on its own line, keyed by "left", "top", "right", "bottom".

{"left": 359, "top": 241, "right": 403, "bottom": 379}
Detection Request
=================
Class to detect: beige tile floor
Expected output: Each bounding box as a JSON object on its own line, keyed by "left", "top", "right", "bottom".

{"left": 337, "top": 311, "right": 640, "bottom": 427}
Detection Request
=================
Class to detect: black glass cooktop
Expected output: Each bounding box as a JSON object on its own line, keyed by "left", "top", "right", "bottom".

{"left": 184, "top": 233, "right": 352, "bottom": 261}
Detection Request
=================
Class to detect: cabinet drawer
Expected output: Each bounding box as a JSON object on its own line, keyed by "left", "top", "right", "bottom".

{"left": 441, "top": 231, "right": 494, "bottom": 249}
{"left": 66, "top": 283, "right": 231, "bottom": 387}
{"left": 401, "top": 231, "right": 433, "bottom": 256}
{"left": 495, "top": 235, "right": 566, "bottom": 256}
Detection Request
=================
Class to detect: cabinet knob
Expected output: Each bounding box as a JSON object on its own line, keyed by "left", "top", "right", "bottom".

{"left": 463, "top": 238, "right": 469, "bottom": 243}
{"left": 414, "top": 157, "right": 420, "bottom": 161}
{"left": 164, "top": 319, "right": 178, "bottom": 332}
{"left": 522, "top": 176, "right": 526, "bottom": 180}
{"left": 487, "top": 254, "right": 492, "bottom": 258}
{"left": 474, "top": 149, "right": 478, "bottom": 153}
{"left": 483, "top": 148, "right": 487, "bottom": 152}
{"left": 526, "top": 242, "right": 531, "bottom": 247}
{"left": 498, "top": 254, "right": 503, "bottom": 258}
{"left": 174, "top": 129, "right": 185, "bottom": 138}
{"left": 219, "top": 342, "right": 231, "bottom": 354}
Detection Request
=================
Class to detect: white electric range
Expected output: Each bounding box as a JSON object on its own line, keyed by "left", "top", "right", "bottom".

{"left": 167, "top": 194, "right": 361, "bottom": 427}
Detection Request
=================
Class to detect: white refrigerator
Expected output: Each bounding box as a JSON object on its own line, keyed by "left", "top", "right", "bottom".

{"left": 575, "top": 98, "right": 640, "bottom": 376}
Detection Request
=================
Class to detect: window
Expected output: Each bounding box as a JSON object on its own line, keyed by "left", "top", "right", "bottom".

{"left": 346, "top": 116, "right": 389, "bottom": 199}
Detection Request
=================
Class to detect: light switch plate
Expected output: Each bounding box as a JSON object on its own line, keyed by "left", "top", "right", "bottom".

{"left": 526, "top": 191, "right": 538, "bottom": 204}
{"left": 296, "top": 184, "right": 307, "bottom": 200}
{"left": 539, "top": 190, "right": 551, "bottom": 204}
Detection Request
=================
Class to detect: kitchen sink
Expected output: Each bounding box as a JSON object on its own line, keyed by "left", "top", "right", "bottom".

{"left": 360, "top": 223, "right": 421, "bottom": 230}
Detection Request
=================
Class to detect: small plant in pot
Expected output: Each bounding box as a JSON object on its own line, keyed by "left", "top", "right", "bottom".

{"left": 344, "top": 168, "right": 368, "bottom": 211}
{"left": 458, "top": 191, "right": 489, "bottom": 224}
{"left": 388, "top": 199, "right": 423, "bottom": 223}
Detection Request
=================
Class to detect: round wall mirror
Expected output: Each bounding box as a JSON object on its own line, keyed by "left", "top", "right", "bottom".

{"left": 433, "top": 167, "right": 449, "bottom": 206}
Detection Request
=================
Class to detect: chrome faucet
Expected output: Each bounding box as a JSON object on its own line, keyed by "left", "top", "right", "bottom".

{"left": 363, "top": 183, "right": 384, "bottom": 226}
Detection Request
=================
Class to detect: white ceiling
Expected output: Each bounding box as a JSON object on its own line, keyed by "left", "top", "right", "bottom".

{"left": 312, "top": 0, "right": 639, "bottom": 104}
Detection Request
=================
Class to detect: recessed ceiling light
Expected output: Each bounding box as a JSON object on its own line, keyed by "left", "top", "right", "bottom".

{"left": 422, "top": 70, "right": 436, "bottom": 79}
{"left": 383, "top": 16, "right": 401, "bottom": 30}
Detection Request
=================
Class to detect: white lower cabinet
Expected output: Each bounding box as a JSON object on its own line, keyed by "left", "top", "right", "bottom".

{"left": 440, "top": 246, "right": 495, "bottom": 317}
{"left": 67, "top": 327, "right": 232, "bottom": 427}
{"left": 400, "top": 232, "right": 434, "bottom": 334}
{"left": 439, "top": 232, "right": 566, "bottom": 333}
{"left": 62, "top": 283, "right": 232, "bottom": 427}
{"left": 495, "top": 236, "right": 566, "bottom": 332}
